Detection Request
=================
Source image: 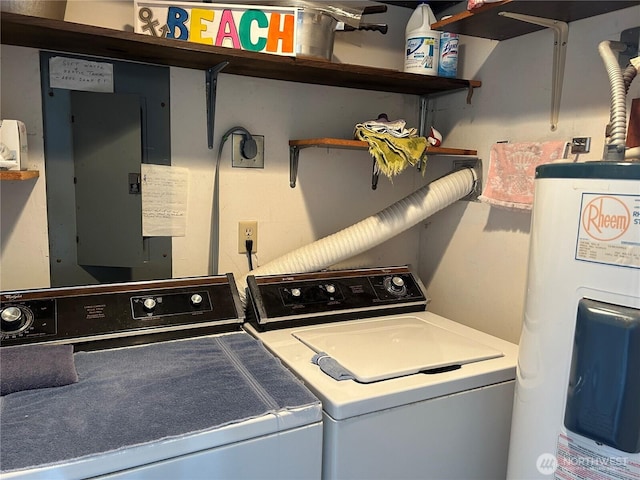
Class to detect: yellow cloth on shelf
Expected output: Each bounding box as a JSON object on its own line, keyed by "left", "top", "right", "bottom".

{"left": 354, "top": 127, "right": 428, "bottom": 179}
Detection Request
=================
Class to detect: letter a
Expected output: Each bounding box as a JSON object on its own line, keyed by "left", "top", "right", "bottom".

{"left": 216, "top": 9, "right": 241, "bottom": 49}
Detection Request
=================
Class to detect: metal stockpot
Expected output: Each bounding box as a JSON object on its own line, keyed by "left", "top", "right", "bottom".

{"left": 296, "top": 8, "right": 388, "bottom": 61}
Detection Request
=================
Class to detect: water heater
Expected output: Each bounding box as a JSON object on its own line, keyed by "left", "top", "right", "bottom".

{"left": 507, "top": 162, "right": 640, "bottom": 479}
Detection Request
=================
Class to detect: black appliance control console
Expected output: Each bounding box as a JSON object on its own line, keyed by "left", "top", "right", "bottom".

{"left": 246, "top": 266, "right": 428, "bottom": 330}
{"left": 0, "top": 275, "right": 243, "bottom": 348}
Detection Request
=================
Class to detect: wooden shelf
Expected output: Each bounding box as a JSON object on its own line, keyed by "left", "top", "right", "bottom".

{"left": 289, "top": 138, "right": 477, "bottom": 156}
{"left": 0, "top": 170, "right": 40, "bottom": 181}
{"left": 288, "top": 138, "right": 477, "bottom": 188}
{"left": 432, "top": 1, "right": 638, "bottom": 41}
{"left": 0, "top": 12, "right": 483, "bottom": 191}
{"left": 1, "top": 12, "right": 480, "bottom": 96}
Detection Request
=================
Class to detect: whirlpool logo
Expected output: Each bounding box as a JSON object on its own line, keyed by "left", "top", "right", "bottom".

{"left": 2, "top": 294, "right": 22, "bottom": 301}
{"left": 581, "top": 196, "right": 630, "bottom": 241}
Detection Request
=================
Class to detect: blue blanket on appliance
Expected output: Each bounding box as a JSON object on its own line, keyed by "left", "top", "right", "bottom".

{"left": 0, "top": 332, "right": 318, "bottom": 473}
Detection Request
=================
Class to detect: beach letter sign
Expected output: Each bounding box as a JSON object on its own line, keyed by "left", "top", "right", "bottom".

{"left": 135, "top": 1, "right": 297, "bottom": 56}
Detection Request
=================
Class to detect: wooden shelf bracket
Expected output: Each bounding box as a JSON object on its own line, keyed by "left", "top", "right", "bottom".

{"left": 499, "top": 11, "right": 568, "bottom": 131}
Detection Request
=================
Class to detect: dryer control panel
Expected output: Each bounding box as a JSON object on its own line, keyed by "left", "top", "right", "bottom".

{"left": 0, "top": 275, "right": 243, "bottom": 348}
{"left": 246, "top": 266, "right": 428, "bottom": 329}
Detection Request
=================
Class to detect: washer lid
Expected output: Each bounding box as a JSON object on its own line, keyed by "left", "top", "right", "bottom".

{"left": 292, "top": 317, "right": 503, "bottom": 383}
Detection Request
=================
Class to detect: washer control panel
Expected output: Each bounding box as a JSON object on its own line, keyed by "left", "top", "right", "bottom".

{"left": 246, "top": 266, "right": 428, "bottom": 328}
{"left": 0, "top": 301, "right": 56, "bottom": 338}
{"left": 0, "top": 275, "right": 243, "bottom": 347}
{"left": 130, "top": 291, "right": 213, "bottom": 319}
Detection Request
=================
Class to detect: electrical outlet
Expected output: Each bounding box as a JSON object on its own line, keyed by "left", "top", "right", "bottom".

{"left": 238, "top": 221, "right": 258, "bottom": 253}
{"left": 571, "top": 137, "right": 591, "bottom": 154}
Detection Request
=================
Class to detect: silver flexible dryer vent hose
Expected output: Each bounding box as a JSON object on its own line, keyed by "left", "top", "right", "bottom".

{"left": 598, "top": 40, "right": 629, "bottom": 160}
{"left": 238, "top": 167, "right": 477, "bottom": 304}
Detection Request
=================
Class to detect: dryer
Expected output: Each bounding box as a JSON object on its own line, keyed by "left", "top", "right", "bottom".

{"left": 244, "top": 266, "right": 518, "bottom": 479}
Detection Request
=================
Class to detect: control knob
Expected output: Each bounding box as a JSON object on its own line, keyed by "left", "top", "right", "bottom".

{"left": 325, "top": 284, "right": 336, "bottom": 294}
{"left": 1, "top": 305, "right": 33, "bottom": 334}
{"left": 291, "top": 288, "right": 302, "bottom": 298}
{"left": 142, "top": 297, "right": 157, "bottom": 312}
{"left": 190, "top": 293, "right": 203, "bottom": 306}
{"left": 384, "top": 276, "right": 407, "bottom": 296}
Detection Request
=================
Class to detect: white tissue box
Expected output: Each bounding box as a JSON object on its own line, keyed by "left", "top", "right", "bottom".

{"left": 0, "top": 119, "right": 28, "bottom": 170}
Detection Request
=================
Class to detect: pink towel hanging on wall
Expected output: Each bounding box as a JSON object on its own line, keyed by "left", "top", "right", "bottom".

{"left": 479, "top": 141, "right": 568, "bottom": 211}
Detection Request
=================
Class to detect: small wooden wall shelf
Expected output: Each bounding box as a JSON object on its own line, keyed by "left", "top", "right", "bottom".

{"left": 0, "top": 170, "right": 40, "bottom": 181}
{"left": 289, "top": 138, "right": 477, "bottom": 156}
{"left": 288, "top": 138, "right": 477, "bottom": 188}
{"left": 431, "top": 0, "right": 638, "bottom": 41}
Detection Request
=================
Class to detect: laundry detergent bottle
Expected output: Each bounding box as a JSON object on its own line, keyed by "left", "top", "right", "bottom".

{"left": 404, "top": 3, "right": 440, "bottom": 76}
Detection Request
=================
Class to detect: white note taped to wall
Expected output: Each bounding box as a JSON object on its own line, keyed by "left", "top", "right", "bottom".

{"left": 49, "top": 56, "right": 114, "bottom": 92}
{"left": 141, "top": 164, "right": 188, "bottom": 237}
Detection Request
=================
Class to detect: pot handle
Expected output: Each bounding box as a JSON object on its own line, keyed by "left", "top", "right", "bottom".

{"left": 342, "top": 23, "right": 388, "bottom": 34}
{"left": 362, "top": 5, "right": 388, "bottom": 15}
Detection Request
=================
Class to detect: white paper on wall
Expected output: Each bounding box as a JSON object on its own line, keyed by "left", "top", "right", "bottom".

{"left": 141, "top": 164, "right": 188, "bottom": 237}
{"left": 49, "top": 56, "right": 114, "bottom": 92}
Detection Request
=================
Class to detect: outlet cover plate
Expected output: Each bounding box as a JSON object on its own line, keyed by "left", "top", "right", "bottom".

{"left": 571, "top": 137, "right": 591, "bottom": 154}
{"left": 232, "top": 134, "right": 264, "bottom": 168}
{"left": 238, "top": 221, "right": 258, "bottom": 253}
{"left": 619, "top": 26, "right": 640, "bottom": 69}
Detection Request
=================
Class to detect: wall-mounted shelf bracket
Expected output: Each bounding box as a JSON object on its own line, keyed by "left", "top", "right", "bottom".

{"left": 418, "top": 84, "right": 476, "bottom": 138}
{"left": 371, "top": 160, "right": 380, "bottom": 190}
{"left": 498, "top": 11, "right": 568, "bottom": 131}
{"left": 289, "top": 145, "right": 301, "bottom": 187}
{"left": 416, "top": 87, "right": 476, "bottom": 182}
{"left": 418, "top": 96, "right": 432, "bottom": 139}
{"left": 289, "top": 142, "right": 380, "bottom": 190}
{"left": 206, "top": 61, "right": 229, "bottom": 149}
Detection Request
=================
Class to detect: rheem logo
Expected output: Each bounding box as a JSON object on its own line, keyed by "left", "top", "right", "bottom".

{"left": 581, "top": 196, "right": 631, "bottom": 241}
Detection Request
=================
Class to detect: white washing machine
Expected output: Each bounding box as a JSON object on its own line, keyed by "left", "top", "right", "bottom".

{"left": 244, "top": 266, "right": 518, "bottom": 480}
{"left": 0, "top": 275, "right": 322, "bottom": 479}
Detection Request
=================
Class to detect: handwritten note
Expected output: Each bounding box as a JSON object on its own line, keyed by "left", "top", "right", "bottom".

{"left": 141, "top": 164, "right": 188, "bottom": 237}
{"left": 49, "top": 56, "right": 114, "bottom": 92}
